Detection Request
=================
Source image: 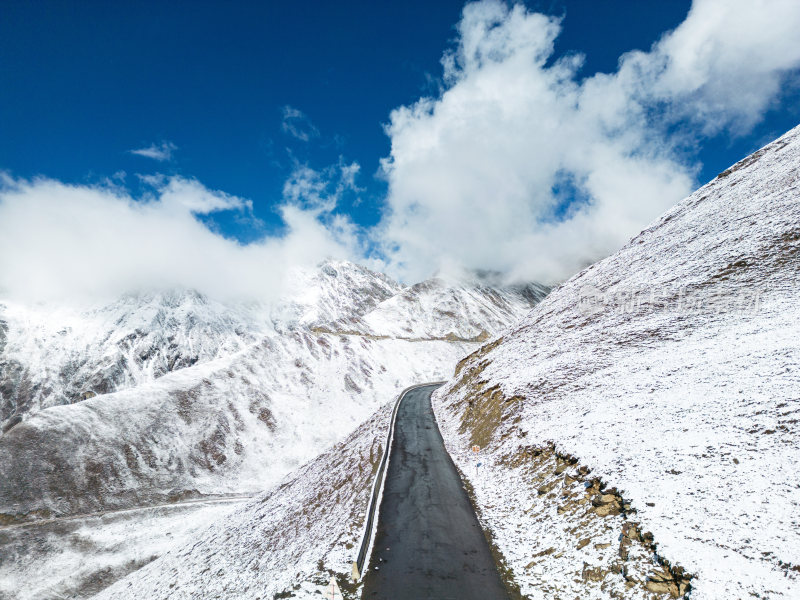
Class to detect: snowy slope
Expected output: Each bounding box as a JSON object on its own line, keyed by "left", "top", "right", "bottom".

{"left": 0, "top": 290, "right": 268, "bottom": 430}
{"left": 93, "top": 400, "right": 395, "bottom": 600}
{"left": 0, "top": 496, "right": 246, "bottom": 600}
{"left": 0, "top": 259, "right": 547, "bottom": 598}
{"left": 432, "top": 125, "right": 800, "bottom": 598}
{"left": 361, "top": 277, "right": 549, "bottom": 341}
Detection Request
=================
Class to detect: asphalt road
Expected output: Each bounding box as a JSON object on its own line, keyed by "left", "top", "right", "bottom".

{"left": 362, "top": 384, "right": 509, "bottom": 600}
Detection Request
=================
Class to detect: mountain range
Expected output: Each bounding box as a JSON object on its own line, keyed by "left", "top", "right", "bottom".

{"left": 82, "top": 124, "right": 800, "bottom": 600}
{"left": 3, "top": 125, "right": 800, "bottom": 600}
{"left": 0, "top": 263, "right": 548, "bottom": 599}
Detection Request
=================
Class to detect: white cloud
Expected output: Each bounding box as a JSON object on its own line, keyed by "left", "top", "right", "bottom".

{"left": 641, "top": 0, "right": 800, "bottom": 133}
{"left": 281, "top": 106, "right": 320, "bottom": 142}
{"left": 0, "top": 174, "right": 357, "bottom": 303}
{"left": 282, "top": 160, "right": 362, "bottom": 213}
{"left": 375, "top": 0, "right": 800, "bottom": 284}
{"left": 129, "top": 141, "right": 178, "bottom": 162}
{"left": 139, "top": 174, "right": 252, "bottom": 214}
{"left": 3, "top": 0, "right": 800, "bottom": 304}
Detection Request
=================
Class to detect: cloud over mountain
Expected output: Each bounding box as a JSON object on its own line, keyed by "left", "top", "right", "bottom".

{"left": 376, "top": 0, "right": 800, "bottom": 284}
{"left": 0, "top": 174, "right": 357, "bottom": 303}
{"left": 2, "top": 0, "right": 800, "bottom": 302}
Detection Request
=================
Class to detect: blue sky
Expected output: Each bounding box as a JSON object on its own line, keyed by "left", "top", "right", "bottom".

{"left": 1, "top": 0, "right": 478, "bottom": 239}
{"left": 1, "top": 0, "right": 800, "bottom": 299}
{"left": 5, "top": 0, "right": 792, "bottom": 236}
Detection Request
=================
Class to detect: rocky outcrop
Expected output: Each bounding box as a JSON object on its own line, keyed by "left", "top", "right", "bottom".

{"left": 502, "top": 442, "right": 692, "bottom": 598}
{"left": 436, "top": 351, "right": 696, "bottom": 599}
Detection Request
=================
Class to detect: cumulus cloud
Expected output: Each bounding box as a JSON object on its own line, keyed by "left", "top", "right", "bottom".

{"left": 375, "top": 0, "right": 800, "bottom": 284}
{"left": 129, "top": 141, "right": 178, "bottom": 162}
{"left": 3, "top": 0, "right": 800, "bottom": 304}
{"left": 0, "top": 174, "right": 357, "bottom": 303}
{"left": 281, "top": 106, "right": 320, "bottom": 142}
{"left": 640, "top": 0, "right": 800, "bottom": 133}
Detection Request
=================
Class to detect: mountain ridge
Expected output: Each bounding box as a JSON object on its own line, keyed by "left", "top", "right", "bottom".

{"left": 0, "top": 260, "right": 549, "bottom": 432}
{"left": 0, "top": 260, "right": 548, "bottom": 527}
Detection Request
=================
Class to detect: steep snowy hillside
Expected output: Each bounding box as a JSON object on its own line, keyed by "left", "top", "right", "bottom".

{"left": 433, "top": 126, "right": 800, "bottom": 598}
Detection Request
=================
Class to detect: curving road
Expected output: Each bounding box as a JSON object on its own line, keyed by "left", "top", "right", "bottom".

{"left": 362, "top": 384, "right": 509, "bottom": 600}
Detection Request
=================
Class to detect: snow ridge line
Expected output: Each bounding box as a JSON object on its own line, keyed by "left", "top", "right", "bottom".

{"left": 353, "top": 381, "right": 445, "bottom": 580}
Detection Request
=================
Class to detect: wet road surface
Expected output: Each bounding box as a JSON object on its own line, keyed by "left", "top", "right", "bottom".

{"left": 361, "top": 384, "right": 509, "bottom": 600}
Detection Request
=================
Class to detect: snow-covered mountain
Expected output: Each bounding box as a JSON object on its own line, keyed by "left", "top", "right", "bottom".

{"left": 0, "top": 261, "right": 546, "bottom": 518}
{"left": 431, "top": 126, "right": 800, "bottom": 598}
{"left": 0, "top": 260, "right": 547, "bottom": 599}
{"left": 269, "top": 260, "right": 403, "bottom": 331}
{"left": 0, "top": 261, "right": 546, "bottom": 434}
{"left": 0, "top": 290, "right": 268, "bottom": 431}
{"left": 91, "top": 123, "right": 800, "bottom": 600}
{"left": 359, "top": 277, "right": 548, "bottom": 341}
{"left": 0, "top": 261, "right": 406, "bottom": 432}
